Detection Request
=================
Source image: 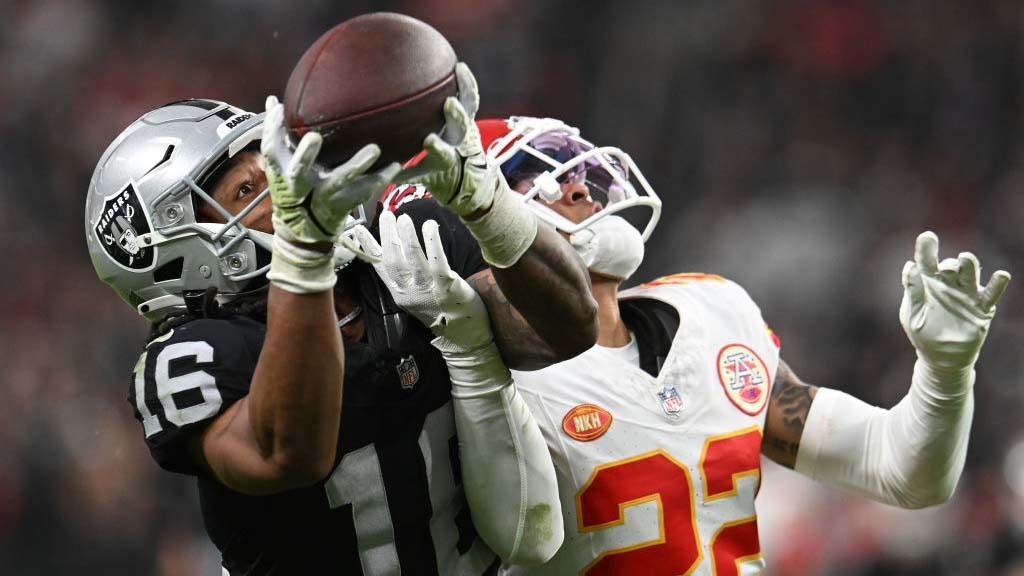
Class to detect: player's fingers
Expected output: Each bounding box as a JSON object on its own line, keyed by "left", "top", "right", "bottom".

{"left": 981, "top": 270, "right": 1011, "bottom": 311}
{"left": 350, "top": 225, "right": 383, "bottom": 264}
{"left": 263, "top": 95, "right": 282, "bottom": 127}
{"left": 375, "top": 161, "right": 402, "bottom": 185}
{"left": 914, "top": 231, "right": 940, "bottom": 275}
{"left": 454, "top": 62, "right": 480, "bottom": 119}
{"left": 367, "top": 229, "right": 391, "bottom": 286}
{"left": 957, "top": 252, "right": 980, "bottom": 290}
{"left": 393, "top": 137, "right": 456, "bottom": 190}
{"left": 902, "top": 260, "right": 925, "bottom": 308}
{"left": 937, "top": 257, "right": 960, "bottom": 274}
{"left": 325, "top": 143, "right": 381, "bottom": 189}
{"left": 397, "top": 214, "right": 430, "bottom": 283}
{"left": 289, "top": 131, "right": 323, "bottom": 180}
{"left": 334, "top": 161, "right": 402, "bottom": 207}
{"left": 378, "top": 211, "right": 404, "bottom": 269}
{"left": 261, "top": 97, "right": 284, "bottom": 160}
{"left": 422, "top": 219, "right": 454, "bottom": 282}
{"left": 442, "top": 97, "right": 470, "bottom": 146}
{"left": 393, "top": 165, "right": 430, "bottom": 187}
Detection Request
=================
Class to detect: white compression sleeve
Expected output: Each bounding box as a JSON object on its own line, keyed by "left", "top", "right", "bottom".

{"left": 434, "top": 338, "right": 564, "bottom": 565}
{"left": 795, "top": 360, "right": 974, "bottom": 509}
{"left": 462, "top": 181, "right": 538, "bottom": 269}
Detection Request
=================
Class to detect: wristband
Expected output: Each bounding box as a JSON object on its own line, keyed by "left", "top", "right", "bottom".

{"left": 463, "top": 182, "right": 539, "bottom": 269}
{"left": 266, "top": 219, "right": 336, "bottom": 294}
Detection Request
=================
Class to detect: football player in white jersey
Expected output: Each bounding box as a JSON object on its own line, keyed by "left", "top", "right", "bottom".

{"left": 432, "top": 117, "right": 1008, "bottom": 576}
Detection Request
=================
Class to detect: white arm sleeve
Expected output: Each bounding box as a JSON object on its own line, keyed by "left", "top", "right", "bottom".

{"left": 434, "top": 338, "right": 564, "bottom": 565}
{"left": 794, "top": 360, "right": 974, "bottom": 509}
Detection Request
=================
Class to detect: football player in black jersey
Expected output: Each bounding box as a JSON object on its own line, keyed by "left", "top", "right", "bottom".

{"left": 85, "top": 64, "right": 597, "bottom": 574}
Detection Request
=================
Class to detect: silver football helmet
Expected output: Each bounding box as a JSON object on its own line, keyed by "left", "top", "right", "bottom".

{"left": 86, "top": 99, "right": 318, "bottom": 321}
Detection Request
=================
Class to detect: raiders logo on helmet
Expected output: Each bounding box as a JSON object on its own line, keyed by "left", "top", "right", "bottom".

{"left": 92, "top": 183, "right": 156, "bottom": 271}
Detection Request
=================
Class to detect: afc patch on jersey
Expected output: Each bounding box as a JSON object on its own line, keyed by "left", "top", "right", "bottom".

{"left": 716, "top": 344, "right": 771, "bottom": 415}
{"left": 562, "top": 404, "right": 613, "bottom": 441}
{"left": 92, "top": 182, "right": 156, "bottom": 271}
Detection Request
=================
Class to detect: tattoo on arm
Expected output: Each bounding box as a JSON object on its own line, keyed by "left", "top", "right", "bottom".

{"left": 468, "top": 222, "right": 598, "bottom": 371}
{"left": 762, "top": 359, "right": 818, "bottom": 469}
{"left": 469, "top": 270, "right": 562, "bottom": 371}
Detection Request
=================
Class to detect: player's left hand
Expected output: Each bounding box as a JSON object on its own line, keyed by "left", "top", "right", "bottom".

{"left": 395, "top": 63, "right": 498, "bottom": 218}
{"left": 332, "top": 224, "right": 382, "bottom": 270}
{"left": 361, "top": 212, "right": 493, "bottom": 351}
{"left": 900, "top": 231, "right": 1011, "bottom": 372}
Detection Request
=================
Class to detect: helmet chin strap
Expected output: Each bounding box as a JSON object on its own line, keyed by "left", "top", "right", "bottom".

{"left": 569, "top": 215, "right": 645, "bottom": 281}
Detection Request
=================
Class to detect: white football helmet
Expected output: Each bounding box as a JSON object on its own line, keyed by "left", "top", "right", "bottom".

{"left": 480, "top": 116, "right": 661, "bottom": 241}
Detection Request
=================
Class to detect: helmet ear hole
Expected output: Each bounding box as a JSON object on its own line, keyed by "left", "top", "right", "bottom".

{"left": 153, "top": 257, "right": 185, "bottom": 283}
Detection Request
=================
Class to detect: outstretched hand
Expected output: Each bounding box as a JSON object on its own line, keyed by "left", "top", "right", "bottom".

{"left": 900, "top": 231, "right": 1011, "bottom": 372}
{"left": 361, "top": 211, "right": 493, "bottom": 351}
{"left": 262, "top": 95, "right": 400, "bottom": 245}
{"left": 394, "top": 63, "right": 496, "bottom": 218}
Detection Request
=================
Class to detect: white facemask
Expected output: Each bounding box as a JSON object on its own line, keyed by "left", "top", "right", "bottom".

{"left": 569, "top": 215, "right": 645, "bottom": 281}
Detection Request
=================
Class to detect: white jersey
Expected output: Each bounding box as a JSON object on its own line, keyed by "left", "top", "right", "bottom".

{"left": 503, "top": 273, "right": 780, "bottom": 576}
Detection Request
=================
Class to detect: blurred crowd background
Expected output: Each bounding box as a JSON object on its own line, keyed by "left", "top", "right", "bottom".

{"left": 2, "top": 0, "right": 1023, "bottom": 574}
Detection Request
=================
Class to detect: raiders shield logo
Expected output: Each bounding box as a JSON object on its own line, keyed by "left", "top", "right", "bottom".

{"left": 93, "top": 183, "right": 156, "bottom": 271}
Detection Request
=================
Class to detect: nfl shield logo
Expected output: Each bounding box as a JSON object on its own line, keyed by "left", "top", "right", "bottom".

{"left": 396, "top": 355, "right": 420, "bottom": 390}
{"left": 657, "top": 386, "right": 683, "bottom": 417}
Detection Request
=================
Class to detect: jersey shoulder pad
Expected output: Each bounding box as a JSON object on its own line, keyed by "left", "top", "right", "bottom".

{"left": 128, "top": 316, "right": 262, "bottom": 475}
{"left": 639, "top": 272, "right": 730, "bottom": 289}
{"left": 628, "top": 272, "right": 776, "bottom": 346}
{"left": 634, "top": 272, "right": 756, "bottom": 306}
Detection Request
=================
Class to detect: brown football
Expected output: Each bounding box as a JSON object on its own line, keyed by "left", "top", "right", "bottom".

{"left": 283, "top": 12, "right": 457, "bottom": 168}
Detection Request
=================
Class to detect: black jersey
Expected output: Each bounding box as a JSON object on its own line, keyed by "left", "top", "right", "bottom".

{"left": 128, "top": 200, "right": 497, "bottom": 575}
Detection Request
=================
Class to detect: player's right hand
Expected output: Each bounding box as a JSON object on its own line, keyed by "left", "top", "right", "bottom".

{"left": 364, "top": 212, "right": 493, "bottom": 352}
{"left": 395, "top": 63, "right": 499, "bottom": 218}
{"left": 900, "top": 231, "right": 1011, "bottom": 372}
{"left": 262, "top": 95, "right": 400, "bottom": 245}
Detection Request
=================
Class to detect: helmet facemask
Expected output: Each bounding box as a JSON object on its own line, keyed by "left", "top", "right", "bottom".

{"left": 86, "top": 99, "right": 369, "bottom": 321}
{"left": 486, "top": 116, "right": 662, "bottom": 242}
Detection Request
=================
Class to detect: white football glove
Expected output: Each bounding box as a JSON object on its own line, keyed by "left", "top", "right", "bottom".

{"left": 361, "top": 211, "right": 492, "bottom": 351}
{"left": 900, "top": 231, "right": 1010, "bottom": 374}
{"left": 262, "top": 95, "right": 399, "bottom": 293}
{"left": 395, "top": 64, "right": 539, "bottom": 268}
{"left": 396, "top": 63, "right": 495, "bottom": 217}
{"left": 364, "top": 214, "right": 562, "bottom": 563}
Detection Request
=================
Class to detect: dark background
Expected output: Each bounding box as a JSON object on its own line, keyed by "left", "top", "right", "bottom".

{"left": 2, "top": 0, "right": 1022, "bottom": 574}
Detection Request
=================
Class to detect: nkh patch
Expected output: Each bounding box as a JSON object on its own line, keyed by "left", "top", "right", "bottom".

{"left": 656, "top": 385, "right": 683, "bottom": 417}
{"left": 562, "top": 404, "right": 613, "bottom": 442}
{"left": 396, "top": 355, "right": 420, "bottom": 390}
{"left": 716, "top": 343, "right": 771, "bottom": 415}
{"left": 93, "top": 183, "right": 156, "bottom": 271}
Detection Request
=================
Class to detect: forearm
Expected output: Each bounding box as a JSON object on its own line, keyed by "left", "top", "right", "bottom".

{"left": 794, "top": 361, "right": 974, "bottom": 509}
{"left": 439, "top": 339, "right": 564, "bottom": 565}
{"left": 461, "top": 179, "right": 598, "bottom": 369}
{"left": 466, "top": 221, "right": 598, "bottom": 370}
{"left": 489, "top": 221, "right": 598, "bottom": 358}
{"left": 248, "top": 284, "right": 343, "bottom": 479}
